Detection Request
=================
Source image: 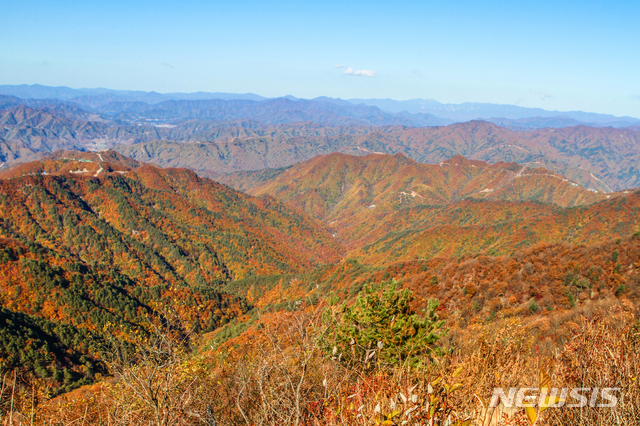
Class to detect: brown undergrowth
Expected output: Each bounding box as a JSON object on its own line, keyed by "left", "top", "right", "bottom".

{"left": 2, "top": 296, "right": 638, "bottom": 426}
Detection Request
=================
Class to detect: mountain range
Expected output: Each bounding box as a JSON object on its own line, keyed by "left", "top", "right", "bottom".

{"left": 219, "top": 152, "right": 637, "bottom": 259}
{"left": 342, "top": 97, "right": 640, "bottom": 126}
{"left": 2, "top": 100, "right": 640, "bottom": 192}
{"left": 118, "top": 121, "right": 640, "bottom": 192}
{"left": 0, "top": 84, "right": 266, "bottom": 104}
{"left": 3, "top": 84, "right": 639, "bottom": 127}
{"left": 2, "top": 85, "right": 640, "bottom": 195}
{"left": 0, "top": 150, "right": 342, "bottom": 388}
{"left": 1, "top": 147, "right": 639, "bottom": 397}
{"left": 2, "top": 84, "right": 640, "bottom": 418}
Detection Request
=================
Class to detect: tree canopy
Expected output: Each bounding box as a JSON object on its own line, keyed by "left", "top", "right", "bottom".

{"left": 323, "top": 280, "right": 447, "bottom": 370}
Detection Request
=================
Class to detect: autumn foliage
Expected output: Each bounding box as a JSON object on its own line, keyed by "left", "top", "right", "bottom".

{"left": 1, "top": 151, "right": 639, "bottom": 425}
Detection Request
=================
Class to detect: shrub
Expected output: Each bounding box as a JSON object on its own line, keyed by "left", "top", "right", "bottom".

{"left": 323, "top": 280, "right": 447, "bottom": 370}
{"left": 576, "top": 277, "right": 590, "bottom": 289}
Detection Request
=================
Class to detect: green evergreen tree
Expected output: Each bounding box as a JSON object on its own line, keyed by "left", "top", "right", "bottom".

{"left": 323, "top": 280, "right": 446, "bottom": 371}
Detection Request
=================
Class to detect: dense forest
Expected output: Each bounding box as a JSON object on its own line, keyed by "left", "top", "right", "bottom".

{"left": 0, "top": 150, "right": 638, "bottom": 425}
{"left": 0, "top": 151, "right": 341, "bottom": 393}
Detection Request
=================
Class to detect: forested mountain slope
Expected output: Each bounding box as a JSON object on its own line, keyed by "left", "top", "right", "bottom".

{"left": 220, "top": 152, "right": 637, "bottom": 256}
{"left": 0, "top": 151, "right": 342, "bottom": 390}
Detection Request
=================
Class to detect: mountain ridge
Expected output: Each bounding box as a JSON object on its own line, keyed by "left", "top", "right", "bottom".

{"left": 119, "top": 120, "right": 640, "bottom": 192}
{"left": 0, "top": 150, "right": 344, "bottom": 387}
{"left": 344, "top": 97, "right": 640, "bottom": 125}
{"left": 218, "top": 152, "right": 623, "bottom": 250}
{"left": 2, "top": 93, "right": 640, "bottom": 192}
{"left": 2, "top": 84, "right": 638, "bottom": 125}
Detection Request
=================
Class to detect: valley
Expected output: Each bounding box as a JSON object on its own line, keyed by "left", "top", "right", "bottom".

{"left": 0, "top": 89, "right": 639, "bottom": 425}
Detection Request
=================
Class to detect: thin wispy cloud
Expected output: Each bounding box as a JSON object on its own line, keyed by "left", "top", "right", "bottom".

{"left": 334, "top": 64, "right": 346, "bottom": 69}
{"left": 531, "top": 90, "right": 552, "bottom": 101}
{"left": 342, "top": 67, "right": 378, "bottom": 77}
{"left": 161, "top": 62, "right": 175, "bottom": 69}
{"left": 529, "top": 90, "right": 553, "bottom": 101}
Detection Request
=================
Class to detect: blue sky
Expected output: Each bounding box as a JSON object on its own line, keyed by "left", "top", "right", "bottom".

{"left": 2, "top": 0, "right": 640, "bottom": 117}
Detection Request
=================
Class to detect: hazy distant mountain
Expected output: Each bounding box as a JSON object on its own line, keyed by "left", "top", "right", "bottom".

{"left": 0, "top": 84, "right": 266, "bottom": 106}
{"left": 0, "top": 84, "right": 109, "bottom": 100}
{"left": 163, "top": 91, "right": 267, "bottom": 102}
{"left": 0, "top": 94, "right": 68, "bottom": 110}
{"left": 3, "top": 86, "right": 640, "bottom": 192}
{"left": 0, "top": 87, "right": 453, "bottom": 126}
{"left": 70, "top": 91, "right": 267, "bottom": 107}
{"left": 344, "top": 98, "right": 640, "bottom": 127}
{"left": 0, "top": 105, "right": 169, "bottom": 163}
{"left": 484, "top": 116, "right": 585, "bottom": 130}
{"left": 95, "top": 97, "right": 451, "bottom": 127}
{"left": 3, "top": 84, "right": 639, "bottom": 128}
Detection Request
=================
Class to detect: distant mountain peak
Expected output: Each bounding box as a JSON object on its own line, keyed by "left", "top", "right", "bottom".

{"left": 441, "top": 155, "right": 488, "bottom": 167}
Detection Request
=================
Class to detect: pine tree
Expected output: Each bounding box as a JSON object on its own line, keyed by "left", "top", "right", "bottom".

{"left": 323, "top": 280, "right": 446, "bottom": 371}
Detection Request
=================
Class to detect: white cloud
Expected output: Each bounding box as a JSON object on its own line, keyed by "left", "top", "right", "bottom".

{"left": 334, "top": 64, "right": 346, "bottom": 68}
{"left": 342, "top": 67, "right": 378, "bottom": 77}
{"left": 531, "top": 90, "right": 552, "bottom": 100}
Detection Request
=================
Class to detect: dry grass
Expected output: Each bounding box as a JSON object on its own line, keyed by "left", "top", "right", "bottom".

{"left": 1, "top": 302, "right": 639, "bottom": 425}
